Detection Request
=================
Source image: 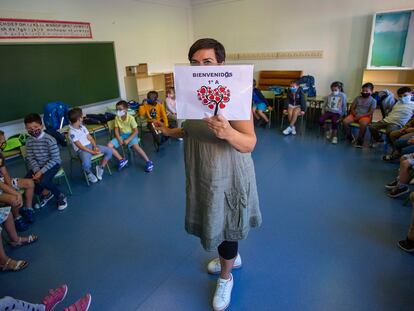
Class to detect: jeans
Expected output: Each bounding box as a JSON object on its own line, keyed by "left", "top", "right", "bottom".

{"left": 26, "top": 163, "right": 61, "bottom": 198}
{"left": 77, "top": 144, "right": 113, "bottom": 173}
{"left": 395, "top": 138, "right": 414, "bottom": 155}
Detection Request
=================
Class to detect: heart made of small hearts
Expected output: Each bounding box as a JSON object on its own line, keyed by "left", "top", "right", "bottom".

{"left": 197, "top": 85, "right": 231, "bottom": 110}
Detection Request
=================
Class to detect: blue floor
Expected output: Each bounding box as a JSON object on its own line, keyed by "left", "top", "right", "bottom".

{"left": 1, "top": 126, "right": 414, "bottom": 311}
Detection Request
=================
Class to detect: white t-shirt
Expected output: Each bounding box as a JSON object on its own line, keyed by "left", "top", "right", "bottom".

{"left": 69, "top": 125, "right": 90, "bottom": 152}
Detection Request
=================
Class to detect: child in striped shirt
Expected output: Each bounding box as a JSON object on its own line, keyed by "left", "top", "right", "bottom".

{"left": 24, "top": 113, "right": 68, "bottom": 211}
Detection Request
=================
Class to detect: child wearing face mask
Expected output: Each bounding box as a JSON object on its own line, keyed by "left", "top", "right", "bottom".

{"left": 343, "top": 82, "right": 377, "bottom": 148}
{"left": 319, "top": 81, "right": 347, "bottom": 144}
{"left": 369, "top": 87, "right": 414, "bottom": 145}
{"left": 108, "top": 100, "right": 153, "bottom": 172}
{"left": 139, "top": 91, "right": 169, "bottom": 150}
{"left": 282, "top": 80, "right": 307, "bottom": 135}
{"left": 68, "top": 108, "right": 113, "bottom": 184}
{"left": 24, "top": 113, "right": 68, "bottom": 211}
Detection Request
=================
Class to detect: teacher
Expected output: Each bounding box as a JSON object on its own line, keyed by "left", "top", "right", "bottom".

{"left": 154, "top": 38, "right": 261, "bottom": 311}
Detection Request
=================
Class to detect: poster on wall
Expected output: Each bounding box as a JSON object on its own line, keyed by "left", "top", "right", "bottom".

{"left": 0, "top": 18, "right": 92, "bottom": 39}
{"left": 174, "top": 64, "right": 253, "bottom": 120}
{"left": 371, "top": 11, "right": 412, "bottom": 67}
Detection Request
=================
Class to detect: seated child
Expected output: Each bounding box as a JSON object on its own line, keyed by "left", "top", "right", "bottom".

{"left": 0, "top": 206, "right": 38, "bottom": 271}
{"left": 139, "top": 91, "right": 169, "bottom": 149}
{"left": 166, "top": 87, "right": 183, "bottom": 128}
{"left": 385, "top": 113, "right": 414, "bottom": 161}
{"left": 369, "top": 87, "right": 414, "bottom": 144}
{"left": 68, "top": 108, "right": 113, "bottom": 184}
{"left": 0, "top": 131, "right": 37, "bottom": 231}
{"left": 282, "top": 80, "right": 306, "bottom": 135}
{"left": 385, "top": 154, "right": 414, "bottom": 198}
{"left": 108, "top": 100, "right": 154, "bottom": 172}
{"left": 252, "top": 79, "right": 273, "bottom": 127}
{"left": 398, "top": 192, "right": 414, "bottom": 253}
{"left": 319, "top": 81, "right": 347, "bottom": 144}
{"left": 24, "top": 113, "right": 67, "bottom": 211}
{"left": 343, "top": 82, "right": 377, "bottom": 148}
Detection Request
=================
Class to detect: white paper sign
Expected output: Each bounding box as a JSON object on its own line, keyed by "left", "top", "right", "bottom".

{"left": 174, "top": 64, "right": 253, "bottom": 120}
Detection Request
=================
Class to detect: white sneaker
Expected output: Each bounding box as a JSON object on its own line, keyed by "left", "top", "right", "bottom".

{"left": 283, "top": 126, "right": 292, "bottom": 135}
{"left": 291, "top": 126, "right": 297, "bottom": 135}
{"left": 213, "top": 274, "right": 233, "bottom": 311}
{"left": 95, "top": 165, "right": 104, "bottom": 181}
{"left": 207, "top": 253, "right": 242, "bottom": 275}
{"left": 325, "top": 130, "right": 331, "bottom": 140}
{"left": 332, "top": 136, "right": 338, "bottom": 144}
{"left": 87, "top": 172, "right": 98, "bottom": 184}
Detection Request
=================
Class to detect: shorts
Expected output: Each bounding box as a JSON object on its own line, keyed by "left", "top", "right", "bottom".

{"left": 253, "top": 102, "right": 267, "bottom": 112}
{"left": 0, "top": 177, "right": 19, "bottom": 192}
{"left": 110, "top": 133, "right": 140, "bottom": 148}
{"left": 288, "top": 105, "right": 301, "bottom": 109}
{"left": 402, "top": 154, "right": 414, "bottom": 167}
{"left": 0, "top": 206, "right": 11, "bottom": 232}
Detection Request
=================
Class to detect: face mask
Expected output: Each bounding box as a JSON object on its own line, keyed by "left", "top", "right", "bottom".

{"left": 332, "top": 91, "right": 339, "bottom": 96}
{"left": 147, "top": 98, "right": 156, "bottom": 105}
{"left": 28, "top": 129, "right": 42, "bottom": 138}
{"left": 361, "top": 92, "right": 370, "bottom": 98}
{"left": 117, "top": 110, "right": 126, "bottom": 117}
{"left": 401, "top": 95, "right": 412, "bottom": 104}
{"left": 290, "top": 87, "right": 297, "bottom": 92}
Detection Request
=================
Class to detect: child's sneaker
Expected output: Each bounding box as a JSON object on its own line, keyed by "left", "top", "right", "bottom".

{"left": 57, "top": 194, "right": 68, "bottom": 211}
{"left": 145, "top": 161, "right": 154, "bottom": 173}
{"left": 388, "top": 185, "right": 409, "bottom": 198}
{"left": 283, "top": 126, "right": 292, "bottom": 135}
{"left": 86, "top": 172, "right": 98, "bottom": 184}
{"left": 40, "top": 192, "right": 54, "bottom": 207}
{"left": 64, "top": 293, "right": 92, "bottom": 311}
{"left": 33, "top": 202, "right": 41, "bottom": 210}
{"left": 42, "top": 284, "right": 68, "bottom": 311}
{"left": 118, "top": 158, "right": 128, "bottom": 171}
{"left": 331, "top": 137, "right": 338, "bottom": 144}
{"left": 212, "top": 274, "right": 233, "bottom": 311}
{"left": 398, "top": 237, "right": 414, "bottom": 252}
{"left": 354, "top": 139, "right": 363, "bottom": 148}
{"left": 20, "top": 207, "right": 35, "bottom": 224}
{"left": 325, "top": 130, "right": 331, "bottom": 140}
{"left": 291, "top": 126, "right": 297, "bottom": 135}
{"left": 14, "top": 217, "right": 29, "bottom": 232}
{"left": 95, "top": 166, "right": 104, "bottom": 181}
{"left": 385, "top": 179, "right": 398, "bottom": 189}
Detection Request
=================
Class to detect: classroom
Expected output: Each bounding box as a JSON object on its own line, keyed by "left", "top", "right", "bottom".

{"left": 1, "top": 0, "right": 414, "bottom": 310}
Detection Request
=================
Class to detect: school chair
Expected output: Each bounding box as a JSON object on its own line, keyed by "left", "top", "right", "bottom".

{"left": 280, "top": 103, "right": 309, "bottom": 135}
{"left": 107, "top": 119, "right": 143, "bottom": 161}
{"left": 85, "top": 123, "right": 108, "bottom": 141}
{"left": 19, "top": 146, "right": 72, "bottom": 195}
{"left": 65, "top": 135, "right": 112, "bottom": 186}
{"left": 261, "top": 90, "right": 276, "bottom": 128}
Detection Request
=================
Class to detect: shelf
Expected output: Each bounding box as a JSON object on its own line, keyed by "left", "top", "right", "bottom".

{"left": 373, "top": 83, "right": 414, "bottom": 86}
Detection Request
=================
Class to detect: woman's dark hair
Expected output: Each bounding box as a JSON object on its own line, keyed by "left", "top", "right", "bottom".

{"left": 68, "top": 108, "right": 83, "bottom": 124}
{"left": 331, "top": 81, "right": 344, "bottom": 93}
{"left": 24, "top": 113, "right": 42, "bottom": 125}
{"left": 116, "top": 100, "right": 128, "bottom": 109}
{"left": 362, "top": 82, "right": 374, "bottom": 91}
{"left": 188, "top": 38, "right": 226, "bottom": 63}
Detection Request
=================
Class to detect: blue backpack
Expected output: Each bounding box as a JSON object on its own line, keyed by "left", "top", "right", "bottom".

{"left": 43, "top": 102, "right": 69, "bottom": 130}
{"left": 297, "top": 75, "right": 317, "bottom": 97}
{"left": 268, "top": 85, "right": 285, "bottom": 96}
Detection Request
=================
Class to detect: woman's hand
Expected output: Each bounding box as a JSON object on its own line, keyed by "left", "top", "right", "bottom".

{"left": 204, "top": 115, "right": 234, "bottom": 140}
{"left": 153, "top": 121, "right": 169, "bottom": 135}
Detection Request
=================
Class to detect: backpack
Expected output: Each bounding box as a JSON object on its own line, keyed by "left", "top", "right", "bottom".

{"left": 128, "top": 100, "right": 141, "bottom": 110}
{"left": 2, "top": 133, "right": 29, "bottom": 152}
{"left": 83, "top": 114, "right": 107, "bottom": 125}
{"left": 43, "top": 102, "right": 70, "bottom": 130}
{"left": 268, "top": 86, "right": 285, "bottom": 96}
{"left": 297, "top": 75, "right": 317, "bottom": 97}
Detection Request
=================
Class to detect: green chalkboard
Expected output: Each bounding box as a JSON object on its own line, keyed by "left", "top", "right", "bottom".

{"left": 0, "top": 42, "right": 119, "bottom": 124}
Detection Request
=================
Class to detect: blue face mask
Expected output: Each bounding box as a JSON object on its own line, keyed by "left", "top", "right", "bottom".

{"left": 290, "top": 87, "right": 297, "bottom": 92}
{"left": 401, "top": 95, "right": 412, "bottom": 104}
{"left": 147, "top": 98, "right": 155, "bottom": 105}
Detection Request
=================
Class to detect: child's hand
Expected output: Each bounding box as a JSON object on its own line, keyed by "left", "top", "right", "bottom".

{"left": 118, "top": 139, "right": 124, "bottom": 146}
{"left": 283, "top": 109, "right": 288, "bottom": 115}
{"left": 153, "top": 121, "right": 168, "bottom": 134}
{"left": 204, "top": 115, "right": 233, "bottom": 140}
{"left": 268, "top": 106, "right": 273, "bottom": 111}
{"left": 15, "top": 193, "right": 23, "bottom": 207}
{"left": 300, "top": 111, "right": 305, "bottom": 116}
{"left": 32, "top": 171, "right": 43, "bottom": 181}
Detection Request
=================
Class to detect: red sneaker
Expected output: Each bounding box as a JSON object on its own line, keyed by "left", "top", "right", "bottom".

{"left": 64, "top": 293, "right": 92, "bottom": 311}
{"left": 42, "top": 284, "right": 68, "bottom": 311}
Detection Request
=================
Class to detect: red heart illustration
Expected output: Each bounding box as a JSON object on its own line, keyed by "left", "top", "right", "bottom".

{"left": 197, "top": 85, "right": 231, "bottom": 115}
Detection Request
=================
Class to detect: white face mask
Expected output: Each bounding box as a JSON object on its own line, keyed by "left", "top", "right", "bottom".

{"left": 332, "top": 91, "right": 339, "bottom": 96}
{"left": 117, "top": 110, "right": 126, "bottom": 117}
{"left": 402, "top": 95, "right": 412, "bottom": 104}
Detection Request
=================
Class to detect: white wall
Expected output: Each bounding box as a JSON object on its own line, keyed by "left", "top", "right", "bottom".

{"left": 192, "top": 0, "right": 414, "bottom": 98}
{"left": 0, "top": 0, "right": 193, "bottom": 136}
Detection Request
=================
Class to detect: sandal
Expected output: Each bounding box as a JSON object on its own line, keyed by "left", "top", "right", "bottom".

{"left": 1, "top": 258, "right": 28, "bottom": 272}
{"left": 9, "top": 234, "right": 38, "bottom": 247}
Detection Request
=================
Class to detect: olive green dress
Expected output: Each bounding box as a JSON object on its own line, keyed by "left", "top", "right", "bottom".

{"left": 183, "top": 120, "right": 262, "bottom": 251}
